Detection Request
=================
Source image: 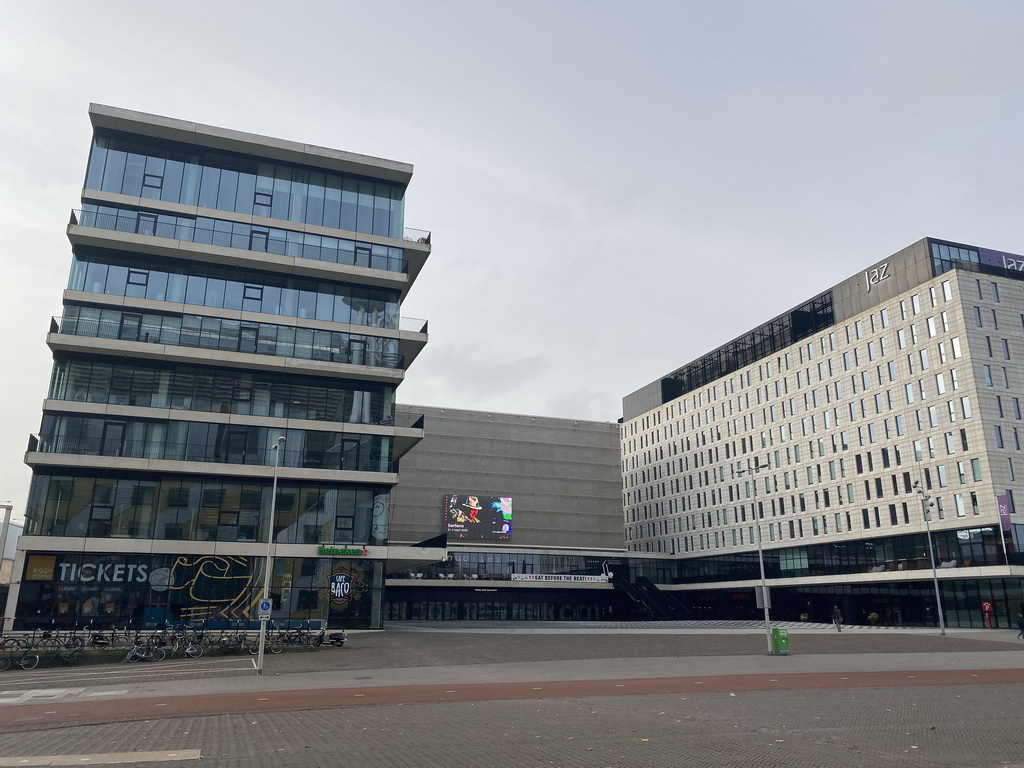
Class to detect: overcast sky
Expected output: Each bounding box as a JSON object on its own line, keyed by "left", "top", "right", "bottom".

{"left": 1, "top": 1, "right": 1023, "bottom": 520}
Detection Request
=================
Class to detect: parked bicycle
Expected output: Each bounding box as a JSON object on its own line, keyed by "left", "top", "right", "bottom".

{"left": 169, "top": 629, "right": 205, "bottom": 658}
{"left": 121, "top": 637, "right": 166, "bottom": 663}
{"left": 87, "top": 623, "right": 133, "bottom": 650}
{"left": 0, "top": 643, "right": 40, "bottom": 671}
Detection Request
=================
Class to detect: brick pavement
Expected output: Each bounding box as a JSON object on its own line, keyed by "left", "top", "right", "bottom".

{"left": 0, "top": 622, "right": 1022, "bottom": 767}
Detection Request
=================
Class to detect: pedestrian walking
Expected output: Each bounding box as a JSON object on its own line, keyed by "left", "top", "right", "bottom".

{"left": 1016, "top": 612, "right": 1024, "bottom": 639}
{"left": 832, "top": 605, "right": 843, "bottom": 632}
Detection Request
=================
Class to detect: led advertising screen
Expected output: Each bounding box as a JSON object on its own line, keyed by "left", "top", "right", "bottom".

{"left": 444, "top": 495, "right": 512, "bottom": 541}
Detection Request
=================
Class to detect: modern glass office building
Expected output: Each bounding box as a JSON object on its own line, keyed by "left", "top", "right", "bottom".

{"left": 7, "top": 105, "right": 434, "bottom": 630}
{"left": 622, "top": 238, "right": 1024, "bottom": 628}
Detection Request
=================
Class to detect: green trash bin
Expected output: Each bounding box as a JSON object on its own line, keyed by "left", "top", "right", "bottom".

{"left": 771, "top": 627, "right": 790, "bottom": 655}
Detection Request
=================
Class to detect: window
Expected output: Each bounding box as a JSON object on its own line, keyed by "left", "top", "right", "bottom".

{"left": 995, "top": 426, "right": 1005, "bottom": 449}
{"left": 951, "top": 337, "right": 962, "bottom": 358}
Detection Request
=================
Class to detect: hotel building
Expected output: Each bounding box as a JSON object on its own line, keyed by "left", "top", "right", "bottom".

{"left": 622, "top": 239, "right": 1024, "bottom": 627}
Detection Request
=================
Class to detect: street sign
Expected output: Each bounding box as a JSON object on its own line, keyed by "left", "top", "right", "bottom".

{"left": 258, "top": 598, "right": 272, "bottom": 620}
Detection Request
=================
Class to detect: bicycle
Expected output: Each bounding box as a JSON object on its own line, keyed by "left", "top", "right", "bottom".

{"left": 87, "top": 623, "right": 133, "bottom": 650}
{"left": 121, "top": 638, "right": 166, "bottom": 663}
{"left": 170, "top": 630, "right": 204, "bottom": 658}
{"left": 1, "top": 644, "right": 40, "bottom": 671}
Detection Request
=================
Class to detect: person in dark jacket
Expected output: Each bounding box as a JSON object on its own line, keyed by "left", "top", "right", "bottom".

{"left": 832, "top": 605, "right": 843, "bottom": 632}
{"left": 1016, "top": 612, "right": 1024, "bottom": 639}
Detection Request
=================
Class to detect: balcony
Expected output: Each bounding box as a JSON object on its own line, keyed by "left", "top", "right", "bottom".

{"left": 27, "top": 433, "right": 396, "bottom": 474}
{"left": 69, "top": 209, "right": 416, "bottom": 284}
{"left": 391, "top": 411, "right": 425, "bottom": 461}
{"left": 49, "top": 314, "right": 408, "bottom": 381}
{"left": 403, "top": 227, "right": 431, "bottom": 245}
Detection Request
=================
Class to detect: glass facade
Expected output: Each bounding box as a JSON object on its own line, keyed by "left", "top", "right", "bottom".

{"left": 36, "top": 414, "right": 393, "bottom": 472}
{"left": 25, "top": 473, "right": 391, "bottom": 545}
{"left": 17, "top": 108, "right": 428, "bottom": 634}
{"left": 16, "top": 551, "right": 382, "bottom": 631}
{"left": 48, "top": 357, "right": 395, "bottom": 425}
{"left": 68, "top": 249, "right": 401, "bottom": 329}
{"left": 85, "top": 130, "right": 405, "bottom": 238}
{"left": 78, "top": 205, "right": 406, "bottom": 273}
{"left": 58, "top": 305, "right": 402, "bottom": 368}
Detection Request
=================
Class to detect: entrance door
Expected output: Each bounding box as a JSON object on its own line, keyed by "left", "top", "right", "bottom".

{"left": 118, "top": 313, "right": 142, "bottom": 341}
{"left": 224, "top": 429, "right": 249, "bottom": 464}
{"left": 101, "top": 421, "right": 126, "bottom": 457}
{"left": 239, "top": 325, "right": 259, "bottom": 354}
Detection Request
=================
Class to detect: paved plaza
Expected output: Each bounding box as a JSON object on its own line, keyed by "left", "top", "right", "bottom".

{"left": 0, "top": 621, "right": 1022, "bottom": 767}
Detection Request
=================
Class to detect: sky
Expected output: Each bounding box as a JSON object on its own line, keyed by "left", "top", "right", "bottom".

{"left": 1, "top": 0, "right": 1023, "bottom": 521}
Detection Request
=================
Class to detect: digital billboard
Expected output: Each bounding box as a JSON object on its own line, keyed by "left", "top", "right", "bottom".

{"left": 444, "top": 495, "right": 512, "bottom": 541}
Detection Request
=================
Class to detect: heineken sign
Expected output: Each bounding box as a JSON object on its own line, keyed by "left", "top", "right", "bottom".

{"left": 317, "top": 545, "right": 369, "bottom": 556}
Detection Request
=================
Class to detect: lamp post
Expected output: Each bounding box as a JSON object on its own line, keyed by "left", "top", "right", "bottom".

{"left": 913, "top": 480, "right": 947, "bottom": 636}
{"left": 256, "top": 436, "right": 286, "bottom": 676}
{"left": 740, "top": 460, "right": 773, "bottom": 654}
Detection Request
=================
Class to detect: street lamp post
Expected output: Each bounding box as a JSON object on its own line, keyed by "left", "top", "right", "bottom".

{"left": 256, "top": 436, "right": 286, "bottom": 676}
{"left": 913, "top": 480, "right": 947, "bottom": 636}
{"left": 740, "top": 460, "right": 773, "bottom": 654}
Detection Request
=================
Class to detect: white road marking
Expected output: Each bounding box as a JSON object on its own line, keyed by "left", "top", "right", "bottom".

{"left": 0, "top": 750, "right": 202, "bottom": 766}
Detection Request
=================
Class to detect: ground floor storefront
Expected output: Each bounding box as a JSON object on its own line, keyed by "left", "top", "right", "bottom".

{"left": 10, "top": 550, "right": 384, "bottom": 631}
{"left": 674, "top": 577, "right": 1024, "bottom": 629}
{"left": 383, "top": 584, "right": 632, "bottom": 622}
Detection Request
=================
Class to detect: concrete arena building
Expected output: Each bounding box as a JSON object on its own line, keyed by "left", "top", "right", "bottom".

{"left": 386, "top": 405, "right": 628, "bottom": 621}
{"left": 7, "top": 105, "right": 436, "bottom": 631}
{"left": 622, "top": 238, "right": 1024, "bottom": 628}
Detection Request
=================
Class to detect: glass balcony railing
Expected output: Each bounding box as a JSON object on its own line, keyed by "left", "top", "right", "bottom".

{"left": 51, "top": 310, "right": 406, "bottom": 370}
{"left": 403, "top": 227, "right": 431, "bottom": 245}
{"left": 30, "top": 435, "right": 396, "bottom": 474}
{"left": 72, "top": 208, "right": 409, "bottom": 274}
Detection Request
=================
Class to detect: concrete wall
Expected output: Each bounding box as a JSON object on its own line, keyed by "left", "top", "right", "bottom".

{"left": 390, "top": 406, "right": 623, "bottom": 550}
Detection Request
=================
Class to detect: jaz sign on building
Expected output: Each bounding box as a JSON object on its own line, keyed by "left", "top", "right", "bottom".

{"left": 864, "top": 262, "right": 891, "bottom": 293}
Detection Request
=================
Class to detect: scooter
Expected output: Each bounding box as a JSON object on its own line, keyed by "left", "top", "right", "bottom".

{"left": 327, "top": 630, "right": 348, "bottom": 647}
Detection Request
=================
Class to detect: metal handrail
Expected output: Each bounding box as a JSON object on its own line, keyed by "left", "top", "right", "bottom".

{"left": 31, "top": 436, "right": 391, "bottom": 473}
{"left": 51, "top": 315, "right": 406, "bottom": 370}
{"left": 72, "top": 208, "right": 408, "bottom": 274}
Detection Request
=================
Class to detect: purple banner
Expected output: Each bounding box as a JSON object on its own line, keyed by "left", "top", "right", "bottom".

{"left": 979, "top": 248, "right": 1024, "bottom": 275}
{"left": 997, "top": 494, "right": 1012, "bottom": 531}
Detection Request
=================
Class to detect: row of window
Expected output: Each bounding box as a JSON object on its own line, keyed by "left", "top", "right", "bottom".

{"left": 59, "top": 305, "right": 402, "bottom": 369}
{"left": 86, "top": 132, "right": 405, "bottom": 239}
{"left": 630, "top": 489, "right": 989, "bottom": 554}
{"left": 36, "top": 415, "right": 393, "bottom": 473}
{"left": 69, "top": 251, "right": 401, "bottom": 329}
{"left": 625, "top": 277, "right": 962, "bottom": 440}
{"left": 48, "top": 357, "right": 396, "bottom": 425}
{"left": 623, "top": 390, "right": 975, "bottom": 497}
{"left": 79, "top": 205, "right": 406, "bottom": 273}
{"left": 667, "top": 523, "right": 997, "bottom": 582}
{"left": 634, "top": 453, "right": 986, "bottom": 526}
{"left": 624, "top": 334, "right": 971, "bottom": 458}
{"left": 25, "top": 473, "right": 391, "bottom": 545}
